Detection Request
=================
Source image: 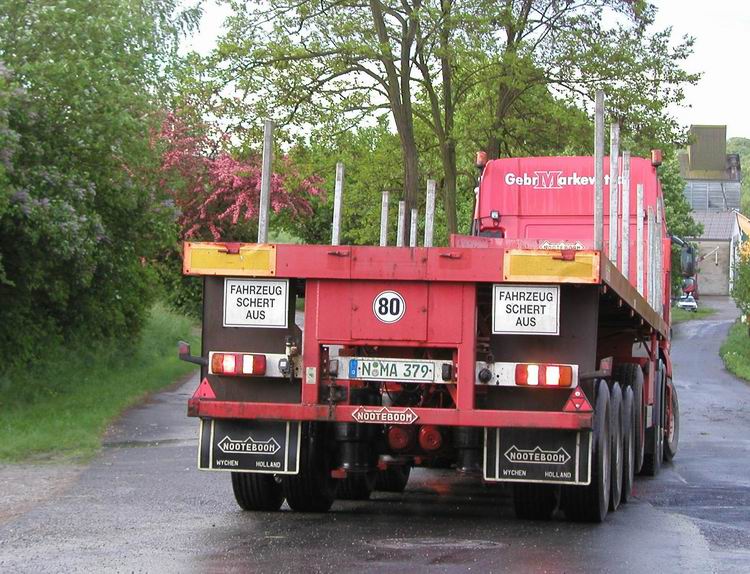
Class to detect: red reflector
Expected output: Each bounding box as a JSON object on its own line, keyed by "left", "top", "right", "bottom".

{"left": 563, "top": 389, "right": 593, "bottom": 412}
{"left": 418, "top": 425, "right": 443, "bottom": 451}
{"left": 515, "top": 364, "right": 528, "bottom": 385}
{"left": 387, "top": 426, "right": 413, "bottom": 451}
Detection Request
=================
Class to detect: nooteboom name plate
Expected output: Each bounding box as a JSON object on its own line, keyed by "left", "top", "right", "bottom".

{"left": 351, "top": 406, "right": 419, "bottom": 425}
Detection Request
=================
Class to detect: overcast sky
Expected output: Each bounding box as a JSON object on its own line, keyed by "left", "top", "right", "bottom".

{"left": 186, "top": 0, "right": 750, "bottom": 140}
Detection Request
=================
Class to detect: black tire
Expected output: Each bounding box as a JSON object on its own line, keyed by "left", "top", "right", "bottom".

{"left": 513, "top": 483, "right": 559, "bottom": 520}
{"left": 613, "top": 363, "right": 645, "bottom": 474}
{"left": 337, "top": 472, "right": 376, "bottom": 500}
{"left": 620, "top": 386, "right": 635, "bottom": 503}
{"left": 642, "top": 363, "right": 664, "bottom": 476}
{"left": 231, "top": 472, "right": 284, "bottom": 511}
{"left": 608, "top": 383, "right": 623, "bottom": 511}
{"left": 562, "top": 380, "right": 611, "bottom": 522}
{"left": 374, "top": 465, "right": 411, "bottom": 493}
{"left": 664, "top": 378, "right": 680, "bottom": 461}
{"left": 281, "top": 423, "right": 337, "bottom": 512}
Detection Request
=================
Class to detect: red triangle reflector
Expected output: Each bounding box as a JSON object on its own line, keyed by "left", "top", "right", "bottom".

{"left": 193, "top": 378, "right": 216, "bottom": 400}
{"left": 563, "top": 389, "right": 592, "bottom": 412}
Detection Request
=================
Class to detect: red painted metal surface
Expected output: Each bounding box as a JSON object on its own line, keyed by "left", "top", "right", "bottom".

{"left": 477, "top": 156, "right": 668, "bottom": 296}
{"left": 189, "top": 397, "right": 593, "bottom": 430}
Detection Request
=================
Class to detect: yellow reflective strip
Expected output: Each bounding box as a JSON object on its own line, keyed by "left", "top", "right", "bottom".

{"left": 184, "top": 243, "right": 276, "bottom": 276}
{"left": 503, "top": 250, "right": 599, "bottom": 283}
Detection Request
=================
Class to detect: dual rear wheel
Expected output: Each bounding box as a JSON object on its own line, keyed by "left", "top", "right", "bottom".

{"left": 231, "top": 423, "right": 413, "bottom": 512}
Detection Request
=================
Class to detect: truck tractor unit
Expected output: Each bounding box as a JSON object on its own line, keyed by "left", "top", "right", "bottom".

{"left": 180, "top": 149, "right": 682, "bottom": 522}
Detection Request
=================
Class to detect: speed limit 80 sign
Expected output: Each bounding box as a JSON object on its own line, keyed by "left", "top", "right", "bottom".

{"left": 373, "top": 291, "right": 406, "bottom": 324}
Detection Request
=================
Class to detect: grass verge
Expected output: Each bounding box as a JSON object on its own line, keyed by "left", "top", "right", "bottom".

{"left": 0, "top": 304, "right": 200, "bottom": 462}
{"left": 671, "top": 305, "right": 716, "bottom": 323}
{"left": 720, "top": 320, "right": 750, "bottom": 382}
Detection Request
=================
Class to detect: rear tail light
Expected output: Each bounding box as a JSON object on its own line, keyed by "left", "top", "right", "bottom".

{"left": 418, "top": 425, "right": 443, "bottom": 451}
{"left": 210, "top": 353, "right": 267, "bottom": 376}
{"left": 387, "top": 426, "right": 414, "bottom": 451}
{"left": 515, "top": 363, "right": 573, "bottom": 387}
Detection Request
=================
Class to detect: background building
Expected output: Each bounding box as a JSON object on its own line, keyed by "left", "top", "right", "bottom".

{"left": 679, "top": 125, "right": 742, "bottom": 295}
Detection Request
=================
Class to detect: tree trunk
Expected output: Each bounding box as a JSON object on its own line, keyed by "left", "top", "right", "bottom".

{"left": 400, "top": 130, "right": 419, "bottom": 238}
{"left": 441, "top": 140, "right": 458, "bottom": 234}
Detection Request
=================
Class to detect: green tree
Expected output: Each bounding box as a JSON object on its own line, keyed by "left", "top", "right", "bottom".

{"left": 0, "top": 0, "right": 198, "bottom": 366}
{"left": 206, "top": 1, "right": 697, "bottom": 235}
{"left": 727, "top": 137, "right": 750, "bottom": 215}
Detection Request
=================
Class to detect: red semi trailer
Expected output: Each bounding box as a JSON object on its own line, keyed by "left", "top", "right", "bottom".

{"left": 180, "top": 153, "right": 683, "bottom": 522}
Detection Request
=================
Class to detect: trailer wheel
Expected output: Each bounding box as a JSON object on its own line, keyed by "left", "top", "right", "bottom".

{"left": 642, "top": 363, "right": 664, "bottom": 476}
{"left": 663, "top": 378, "right": 680, "bottom": 461}
{"left": 608, "top": 383, "right": 623, "bottom": 511}
{"left": 513, "top": 483, "right": 559, "bottom": 520}
{"left": 620, "top": 386, "right": 635, "bottom": 503}
{"left": 374, "top": 465, "right": 411, "bottom": 493}
{"left": 231, "top": 472, "right": 284, "bottom": 511}
{"left": 281, "top": 423, "right": 337, "bottom": 512}
{"left": 337, "top": 472, "right": 376, "bottom": 500}
{"left": 613, "top": 363, "right": 645, "bottom": 474}
{"left": 562, "top": 380, "right": 611, "bottom": 522}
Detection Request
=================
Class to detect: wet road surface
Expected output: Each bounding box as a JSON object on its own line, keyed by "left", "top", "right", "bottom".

{"left": 1, "top": 297, "right": 749, "bottom": 573}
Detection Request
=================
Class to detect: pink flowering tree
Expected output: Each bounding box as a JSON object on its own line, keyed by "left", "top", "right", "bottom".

{"left": 152, "top": 112, "right": 322, "bottom": 315}
{"left": 156, "top": 112, "right": 322, "bottom": 242}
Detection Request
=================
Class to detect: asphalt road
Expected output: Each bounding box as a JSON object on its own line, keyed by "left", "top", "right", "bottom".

{"left": 1, "top": 297, "right": 749, "bottom": 573}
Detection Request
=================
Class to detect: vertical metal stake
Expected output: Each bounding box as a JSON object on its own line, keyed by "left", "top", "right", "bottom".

{"left": 424, "top": 179, "right": 436, "bottom": 247}
{"left": 379, "top": 191, "right": 390, "bottom": 247}
{"left": 648, "top": 207, "right": 655, "bottom": 306}
{"left": 594, "top": 90, "right": 605, "bottom": 250}
{"left": 396, "top": 201, "right": 406, "bottom": 247}
{"left": 257, "top": 119, "right": 274, "bottom": 243}
{"left": 656, "top": 200, "right": 663, "bottom": 312}
{"left": 636, "top": 184, "right": 644, "bottom": 295}
{"left": 331, "top": 162, "right": 344, "bottom": 245}
{"left": 409, "top": 208, "right": 418, "bottom": 247}
{"left": 621, "top": 151, "right": 631, "bottom": 280}
{"left": 609, "top": 122, "right": 620, "bottom": 265}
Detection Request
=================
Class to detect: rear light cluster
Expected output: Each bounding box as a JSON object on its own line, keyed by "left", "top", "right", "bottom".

{"left": 210, "top": 353, "right": 266, "bottom": 376}
{"left": 515, "top": 363, "right": 573, "bottom": 387}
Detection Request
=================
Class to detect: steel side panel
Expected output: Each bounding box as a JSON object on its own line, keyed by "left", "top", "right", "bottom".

{"left": 427, "top": 283, "right": 464, "bottom": 344}
{"left": 351, "top": 246, "right": 428, "bottom": 280}
{"left": 315, "top": 280, "right": 352, "bottom": 341}
{"left": 189, "top": 400, "right": 592, "bottom": 430}
{"left": 350, "top": 281, "right": 428, "bottom": 341}
{"left": 426, "top": 248, "right": 504, "bottom": 282}
{"left": 276, "top": 244, "right": 351, "bottom": 279}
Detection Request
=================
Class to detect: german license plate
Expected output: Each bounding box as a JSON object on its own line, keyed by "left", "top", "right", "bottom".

{"left": 348, "top": 358, "right": 435, "bottom": 383}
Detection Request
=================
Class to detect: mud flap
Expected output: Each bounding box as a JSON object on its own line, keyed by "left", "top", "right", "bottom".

{"left": 199, "top": 419, "right": 301, "bottom": 474}
{"left": 484, "top": 428, "right": 592, "bottom": 485}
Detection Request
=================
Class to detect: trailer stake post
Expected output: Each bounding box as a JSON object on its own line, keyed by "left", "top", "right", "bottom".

{"left": 621, "top": 151, "right": 631, "bottom": 280}
{"left": 257, "top": 119, "right": 274, "bottom": 243}
{"left": 609, "top": 121, "right": 620, "bottom": 265}
{"left": 409, "top": 207, "right": 418, "bottom": 247}
{"left": 594, "top": 90, "right": 605, "bottom": 251}
{"left": 648, "top": 206, "right": 655, "bottom": 306}
{"left": 379, "top": 190, "right": 390, "bottom": 246}
{"left": 396, "top": 201, "right": 406, "bottom": 247}
{"left": 637, "top": 183, "right": 644, "bottom": 295}
{"left": 424, "top": 179, "right": 436, "bottom": 247}
{"left": 656, "top": 199, "right": 663, "bottom": 313}
{"left": 331, "top": 162, "right": 344, "bottom": 245}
